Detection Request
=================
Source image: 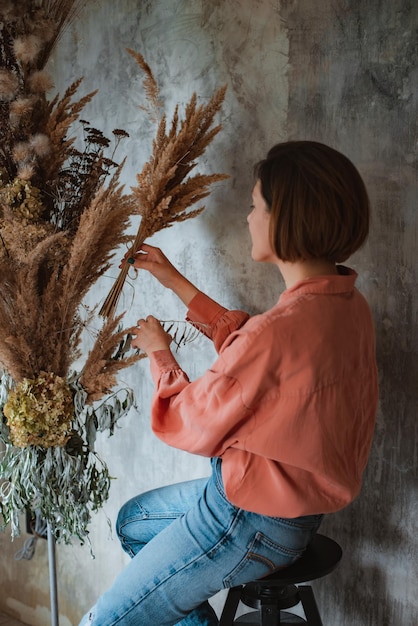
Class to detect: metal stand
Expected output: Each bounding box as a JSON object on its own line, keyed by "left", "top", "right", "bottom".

{"left": 47, "top": 522, "right": 59, "bottom": 626}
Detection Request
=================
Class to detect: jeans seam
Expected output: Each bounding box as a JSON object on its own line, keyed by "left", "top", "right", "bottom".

{"left": 112, "top": 507, "right": 243, "bottom": 623}
{"left": 213, "top": 457, "right": 238, "bottom": 511}
{"left": 109, "top": 546, "right": 218, "bottom": 624}
{"left": 118, "top": 510, "right": 180, "bottom": 527}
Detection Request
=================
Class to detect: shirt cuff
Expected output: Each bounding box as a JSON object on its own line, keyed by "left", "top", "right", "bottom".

{"left": 186, "top": 291, "right": 228, "bottom": 326}
{"left": 149, "top": 350, "right": 181, "bottom": 383}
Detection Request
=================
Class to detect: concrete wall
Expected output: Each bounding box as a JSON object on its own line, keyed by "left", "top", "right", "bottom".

{"left": 0, "top": 1, "right": 417, "bottom": 624}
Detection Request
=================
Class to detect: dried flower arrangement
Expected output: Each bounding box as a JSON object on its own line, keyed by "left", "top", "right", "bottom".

{"left": 100, "top": 49, "right": 228, "bottom": 317}
{"left": 0, "top": 0, "right": 227, "bottom": 546}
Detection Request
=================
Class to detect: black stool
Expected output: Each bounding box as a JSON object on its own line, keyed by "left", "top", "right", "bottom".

{"left": 219, "top": 533, "right": 342, "bottom": 625}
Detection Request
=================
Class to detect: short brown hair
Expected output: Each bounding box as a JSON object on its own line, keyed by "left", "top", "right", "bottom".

{"left": 255, "top": 141, "right": 370, "bottom": 263}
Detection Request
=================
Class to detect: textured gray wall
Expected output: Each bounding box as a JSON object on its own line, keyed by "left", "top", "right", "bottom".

{"left": 0, "top": 1, "right": 416, "bottom": 625}
{"left": 282, "top": 2, "right": 418, "bottom": 624}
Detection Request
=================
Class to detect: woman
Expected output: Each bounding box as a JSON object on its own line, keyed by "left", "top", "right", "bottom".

{"left": 80, "top": 141, "right": 378, "bottom": 625}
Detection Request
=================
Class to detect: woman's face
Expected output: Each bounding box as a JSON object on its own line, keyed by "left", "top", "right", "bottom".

{"left": 247, "top": 180, "right": 276, "bottom": 263}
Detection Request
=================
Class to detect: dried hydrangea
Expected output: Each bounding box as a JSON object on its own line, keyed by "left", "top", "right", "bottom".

{"left": 0, "top": 220, "right": 66, "bottom": 264}
{"left": 1, "top": 177, "right": 44, "bottom": 223}
{"left": 3, "top": 371, "right": 74, "bottom": 448}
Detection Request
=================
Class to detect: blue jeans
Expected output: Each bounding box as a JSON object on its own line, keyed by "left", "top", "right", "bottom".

{"left": 79, "top": 458, "right": 322, "bottom": 625}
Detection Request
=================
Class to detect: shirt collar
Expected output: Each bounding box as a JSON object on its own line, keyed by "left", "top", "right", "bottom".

{"left": 279, "top": 266, "right": 358, "bottom": 301}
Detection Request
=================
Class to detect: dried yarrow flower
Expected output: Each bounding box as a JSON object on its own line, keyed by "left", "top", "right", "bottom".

{"left": 112, "top": 129, "right": 130, "bottom": 138}
{"left": 3, "top": 371, "right": 74, "bottom": 448}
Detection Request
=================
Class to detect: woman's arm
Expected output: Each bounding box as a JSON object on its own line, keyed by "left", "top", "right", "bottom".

{"left": 126, "top": 243, "right": 250, "bottom": 352}
{"left": 125, "top": 243, "right": 199, "bottom": 307}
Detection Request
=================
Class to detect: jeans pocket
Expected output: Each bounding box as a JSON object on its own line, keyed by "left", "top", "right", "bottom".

{"left": 223, "top": 530, "right": 306, "bottom": 588}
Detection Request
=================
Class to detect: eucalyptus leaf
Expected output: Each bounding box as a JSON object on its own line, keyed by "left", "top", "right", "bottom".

{"left": 0, "top": 371, "right": 135, "bottom": 550}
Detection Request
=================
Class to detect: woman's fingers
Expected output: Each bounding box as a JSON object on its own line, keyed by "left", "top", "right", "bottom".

{"left": 131, "top": 316, "right": 172, "bottom": 354}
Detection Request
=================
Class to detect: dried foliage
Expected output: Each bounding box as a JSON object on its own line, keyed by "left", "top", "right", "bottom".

{"left": 0, "top": 2, "right": 228, "bottom": 544}
{"left": 0, "top": 0, "right": 140, "bottom": 543}
{"left": 0, "top": 2, "right": 139, "bottom": 396}
{"left": 100, "top": 49, "right": 228, "bottom": 317}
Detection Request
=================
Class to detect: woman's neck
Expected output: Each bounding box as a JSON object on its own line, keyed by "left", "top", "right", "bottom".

{"left": 277, "top": 258, "right": 338, "bottom": 289}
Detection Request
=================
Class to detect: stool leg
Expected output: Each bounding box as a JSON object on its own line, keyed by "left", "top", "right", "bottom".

{"left": 297, "top": 586, "right": 323, "bottom": 626}
{"left": 219, "top": 586, "right": 243, "bottom": 625}
{"left": 260, "top": 600, "right": 281, "bottom": 625}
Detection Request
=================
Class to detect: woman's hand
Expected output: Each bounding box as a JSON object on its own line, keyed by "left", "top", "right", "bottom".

{"left": 122, "top": 243, "right": 199, "bottom": 306}
{"left": 131, "top": 315, "right": 172, "bottom": 355}
{"left": 122, "top": 243, "right": 180, "bottom": 288}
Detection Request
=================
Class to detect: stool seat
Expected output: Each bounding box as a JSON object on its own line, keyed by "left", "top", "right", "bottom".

{"left": 255, "top": 533, "right": 342, "bottom": 585}
{"left": 219, "top": 533, "right": 342, "bottom": 625}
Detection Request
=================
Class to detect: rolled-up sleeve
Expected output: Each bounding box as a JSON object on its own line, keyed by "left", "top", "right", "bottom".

{"left": 186, "top": 292, "right": 249, "bottom": 352}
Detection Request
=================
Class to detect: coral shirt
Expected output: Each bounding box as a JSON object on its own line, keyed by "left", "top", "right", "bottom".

{"left": 149, "top": 267, "right": 378, "bottom": 517}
